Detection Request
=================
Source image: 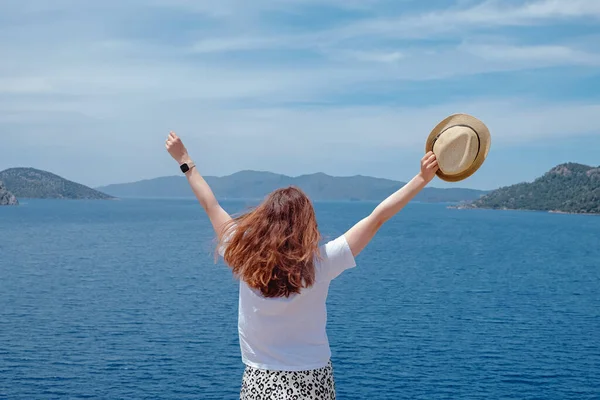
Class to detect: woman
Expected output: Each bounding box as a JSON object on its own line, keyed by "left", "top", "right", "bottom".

{"left": 165, "top": 132, "right": 438, "bottom": 399}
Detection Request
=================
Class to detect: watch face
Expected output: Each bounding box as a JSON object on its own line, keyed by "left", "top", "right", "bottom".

{"left": 180, "top": 163, "right": 190, "bottom": 173}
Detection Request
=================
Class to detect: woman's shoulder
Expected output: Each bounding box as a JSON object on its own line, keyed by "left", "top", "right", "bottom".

{"left": 316, "top": 235, "right": 356, "bottom": 281}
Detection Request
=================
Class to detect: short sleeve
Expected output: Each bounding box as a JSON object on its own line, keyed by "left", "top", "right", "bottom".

{"left": 317, "top": 235, "right": 356, "bottom": 281}
{"left": 218, "top": 228, "right": 235, "bottom": 258}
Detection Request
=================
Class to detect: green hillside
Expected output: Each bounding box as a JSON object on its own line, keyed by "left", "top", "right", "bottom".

{"left": 468, "top": 163, "right": 600, "bottom": 214}
{"left": 0, "top": 168, "right": 113, "bottom": 200}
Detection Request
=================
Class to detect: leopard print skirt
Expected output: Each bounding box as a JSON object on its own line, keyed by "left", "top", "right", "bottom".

{"left": 240, "top": 361, "right": 336, "bottom": 399}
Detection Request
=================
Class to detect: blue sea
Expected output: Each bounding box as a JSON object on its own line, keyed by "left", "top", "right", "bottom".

{"left": 1, "top": 199, "right": 599, "bottom": 399}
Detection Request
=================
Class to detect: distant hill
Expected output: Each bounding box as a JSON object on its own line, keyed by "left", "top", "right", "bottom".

{"left": 97, "top": 170, "right": 487, "bottom": 203}
{"left": 461, "top": 163, "right": 600, "bottom": 214}
{"left": 0, "top": 181, "right": 18, "bottom": 205}
{"left": 0, "top": 168, "right": 113, "bottom": 200}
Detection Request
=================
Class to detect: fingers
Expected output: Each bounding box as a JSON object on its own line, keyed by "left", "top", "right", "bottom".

{"left": 166, "top": 131, "right": 179, "bottom": 148}
{"left": 166, "top": 131, "right": 181, "bottom": 143}
{"left": 422, "top": 151, "right": 436, "bottom": 165}
{"left": 421, "top": 151, "right": 438, "bottom": 175}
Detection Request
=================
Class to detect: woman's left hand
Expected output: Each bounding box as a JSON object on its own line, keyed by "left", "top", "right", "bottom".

{"left": 418, "top": 151, "right": 439, "bottom": 183}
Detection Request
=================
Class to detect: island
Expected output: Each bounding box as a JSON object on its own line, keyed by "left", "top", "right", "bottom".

{"left": 96, "top": 170, "right": 487, "bottom": 203}
{"left": 0, "top": 181, "right": 18, "bottom": 205}
{"left": 455, "top": 163, "right": 600, "bottom": 215}
{"left": 0, "top": 168, "right": 114, "bottom": 200}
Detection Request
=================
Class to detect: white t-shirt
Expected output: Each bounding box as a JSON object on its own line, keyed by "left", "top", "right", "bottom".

{"left": 222, "top": 235, "right": 356, "bottom": 371}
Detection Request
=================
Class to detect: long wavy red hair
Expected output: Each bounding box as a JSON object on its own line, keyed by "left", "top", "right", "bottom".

{"left": 218, "top": 186, "right": 321, "bottom": 298}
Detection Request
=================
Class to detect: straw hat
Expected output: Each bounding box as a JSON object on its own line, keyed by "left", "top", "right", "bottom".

{"left": 425, "top": 114, "right": 491, "bottom": 182}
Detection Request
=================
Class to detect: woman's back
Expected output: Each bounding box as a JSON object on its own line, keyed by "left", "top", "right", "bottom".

{"left": 238, "top": 236, "right": 356, "bottom": 371}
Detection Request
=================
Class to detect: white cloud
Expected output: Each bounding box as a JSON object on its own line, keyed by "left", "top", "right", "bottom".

{"left": 4, "top": 97, "right": 599, "bottom": 146}
{"left": 189, "top": 37, "right": 293, "bottom": 53}
{"left": 150, "top": 0, "right": 396, "bottom": 16}
{"left": 0, "top": 77, "right": 54, "bottom": 94}
{"left": 1, "top": 40, "right": 597, "bottom": 114}
{"left": 149, "top": 0, "right": 600, "bottom": 23}
{"left": 451, "top": 0, "right": 600, "bottom": 24}
{"left": 462, "top": 43, "right": 600, "bottom": 66}
{"left": 148, "top": 0, "right": 600, "bottom": 58}
{"left": 339, "top": 50, "right": 405, "bottom": 63}
{"left": 516, "top": 0, "right": 600, "bottom": 19}
{"left": 206, "top": 100, "right": 600, "bottom": 146}
{"left": 345, "top": 0, "right": 600, "bottom": 35}
{"left": 171, "top": 0, "right": 600, "bottom": 76}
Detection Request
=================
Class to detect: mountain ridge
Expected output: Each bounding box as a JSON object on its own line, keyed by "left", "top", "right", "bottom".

{"left": 96, "top": 170, "right": 487, "bottom": 203}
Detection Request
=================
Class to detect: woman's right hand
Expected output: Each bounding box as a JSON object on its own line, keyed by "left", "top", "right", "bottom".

{"left": 165, "top": 131, "right": 190, "bottom": 165}
{"left": 419, "top": 151, "right": 439, "bottom": 184}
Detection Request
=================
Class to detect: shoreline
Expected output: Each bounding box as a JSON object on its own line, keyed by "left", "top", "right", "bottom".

{"left": 548, "top": 209, "right": 600, "bottom": 216}
{"left": 449, "top": 205, "right": 600, "bottom": 216}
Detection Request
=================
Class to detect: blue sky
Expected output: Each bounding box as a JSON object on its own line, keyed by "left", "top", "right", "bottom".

{"left": 0, "top": 0, "right": 599, "bottom": 189}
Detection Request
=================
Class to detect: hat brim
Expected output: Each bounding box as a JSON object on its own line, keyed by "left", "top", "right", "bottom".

{"left": 425, "top": 114, "right": 491, "bottom": 182}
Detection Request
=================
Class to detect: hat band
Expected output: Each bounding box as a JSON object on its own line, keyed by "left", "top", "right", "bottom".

{"left": 433, "top": 124, "right": 481, "bottom": 160}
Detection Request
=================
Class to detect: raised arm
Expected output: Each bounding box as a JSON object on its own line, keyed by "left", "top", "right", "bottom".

{"left": 344, "top": 152, "right": 438, "bottom": 257}
{"left": 166, "top": 132, "right": 232, "bottom": 239}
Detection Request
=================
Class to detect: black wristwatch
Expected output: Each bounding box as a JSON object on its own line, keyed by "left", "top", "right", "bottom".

{"left": 180, "top": 161, "right": 196, "bottom": 174}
